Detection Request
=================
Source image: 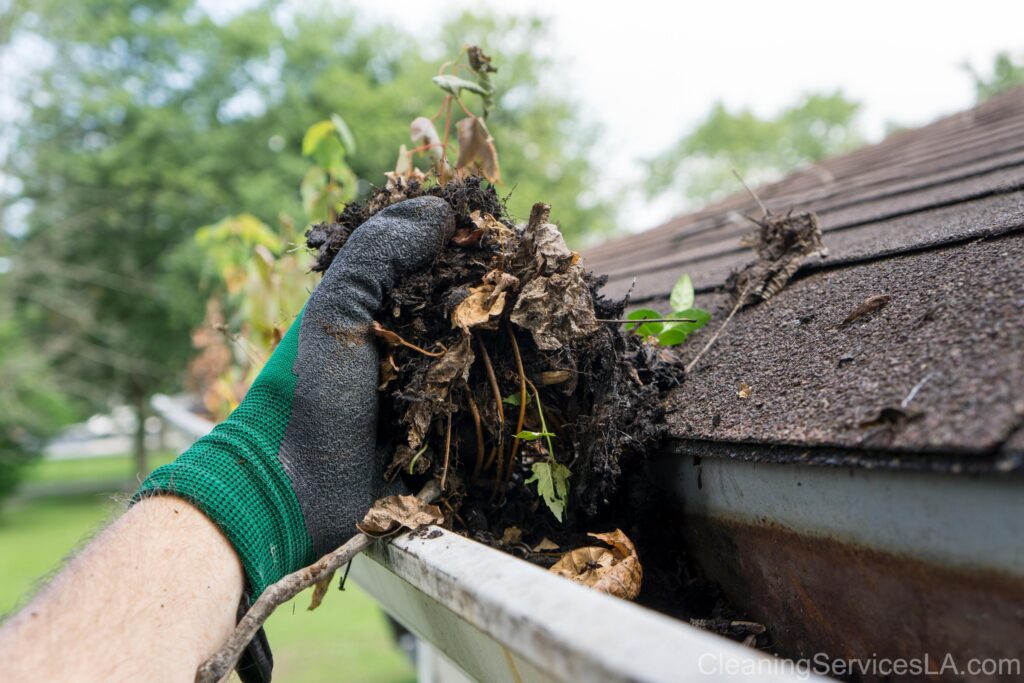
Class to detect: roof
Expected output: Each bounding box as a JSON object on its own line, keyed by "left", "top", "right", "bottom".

{"left": 585, "top": 87, "right": 1024, "bottom": 471}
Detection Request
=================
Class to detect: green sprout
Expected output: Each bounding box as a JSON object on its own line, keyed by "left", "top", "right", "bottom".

{"left": 519, "top": 383, "right": 570, "bottom": 522}
{"left": 626, "top": 274, "right": 711, "bottom": 346}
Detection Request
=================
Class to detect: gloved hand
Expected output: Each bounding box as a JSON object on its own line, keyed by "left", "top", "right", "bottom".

{"left": 135, "top": 197, "right": 454, "bottom": 678}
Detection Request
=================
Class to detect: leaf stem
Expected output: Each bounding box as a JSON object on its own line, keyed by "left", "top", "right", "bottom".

{"left": 525, "top": 379, "right": 555, "bottom": 463}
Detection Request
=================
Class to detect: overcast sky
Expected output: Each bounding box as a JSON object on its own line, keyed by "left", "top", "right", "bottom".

{"left": 7, "top": 1, "right": 1024, "bottom": 234}
{"left": 356, "top": 0, "right": 1024, "bottom": 231}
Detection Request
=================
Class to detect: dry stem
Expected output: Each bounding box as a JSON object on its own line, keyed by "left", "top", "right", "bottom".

{"left": 440, "top": 401, "right": 454, "bottom": 490}
{"left": 195, "top": 535, "right": 372, "bottom": 683}
{"left": 684, "top": 287, "right": 748, "bottom": 375}
{"left": 464, "top": 381, "right": 486, "bottom": 481}
{"left": 497, "top": 323, "right": 528, "bottom": 499}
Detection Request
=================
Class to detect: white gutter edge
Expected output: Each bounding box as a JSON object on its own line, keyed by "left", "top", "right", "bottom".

{"left": 352, "top": 527, "right": 826, "bottom": 683}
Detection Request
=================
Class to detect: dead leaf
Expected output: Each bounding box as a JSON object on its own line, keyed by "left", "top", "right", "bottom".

{"left": 379, "top": 354, "right": 399, "bottom": 390}
{"left": 307, "top": 570, "right": 335, "bottom": 611}
{"left": 404, "top": 334, "right": 474, "bottom": 447}
{"left": 841, "top": 294, "right": 890, "bottom": 326}
{"left": 532, "top": 537, "right": 560, "bottom": 552}
{"left": 356, "top": 495, "right": 444, "bottom": 537}
{"left": 727, "top": 210, "right": 825, "bottom": 308}
{"left": 533, "top": 223, "right": 573, "bottom": 274}
{"left": 451, "top": 227, "right": 484, "bottom": 247}
{"left": 455, "top": 116, "right": 501, "bottom": 183}
{"left": 410, "top": 116, "right": 444, "bottom": 166}
{"left": 469, "top": 210, "right": 512, "bottom": 237}
{"left": 451, "top": 284, "right": 506, "bottom": 330}
{"left": 511, "top": 267, "right": 599, "bottom": 350}
{"left": 500, "top": 526, "right": 522, "bottom": 545}
{"left": 540, "top": 370, "right": 573, "bottom": 386}
{"left": 737, "top": 382, "right": 752, "bottom": 399}
{"left": 549, "top": 529, "right": 642, "bottom": 600}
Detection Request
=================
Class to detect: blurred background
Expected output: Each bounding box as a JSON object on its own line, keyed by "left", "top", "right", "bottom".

{"left": 1, "top": 1, "right": 1022, "bottom": 680}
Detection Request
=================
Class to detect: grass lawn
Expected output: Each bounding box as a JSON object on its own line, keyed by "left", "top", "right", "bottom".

{"left": 25, "top": 451, "right": 176, "bottom": 485}
{"left": 0, "top": 456, "right": 415, "bottom": 683}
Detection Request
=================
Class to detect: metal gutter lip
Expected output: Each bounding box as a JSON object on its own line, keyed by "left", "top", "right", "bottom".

{"left": 351, "top": 527, "right": 826, "bottom": 683}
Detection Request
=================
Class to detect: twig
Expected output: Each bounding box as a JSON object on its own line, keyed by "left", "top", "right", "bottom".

{"left": 464, "top": 381, "right": 486, "bottom": 481}
{"left": 733, "top": 169, "right": 768, "bottom": 219}
{"left": 477, "top": 336, "right": 504, "bottom": 472}
{"left": 596, "top": 317, "right": 698, "bottom": 324}
{"left": 684, "top": 286, "right": 749, "bottom": 375}
{"left": 497, "top": 324, "right": 528, "bottom": 499}
{"left": 196, "top": 536, "right": 371, "bottom": 683}
{"left": 440, "top": 400, "right": 454, "bottom": 490}
{"left": 195, "top": 482, "right": 440, "bottom": 683}
{"left": 901, "top": 372, "right": 935, "bottom": 408}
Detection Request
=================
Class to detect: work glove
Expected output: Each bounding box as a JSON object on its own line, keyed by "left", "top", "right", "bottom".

{"left": 135, "top": 196, "right": 454, "bottom": 681}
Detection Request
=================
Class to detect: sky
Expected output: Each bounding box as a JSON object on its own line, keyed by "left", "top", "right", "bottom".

{"left": 354, "top": 0, "right": 1024, "bottom": 231}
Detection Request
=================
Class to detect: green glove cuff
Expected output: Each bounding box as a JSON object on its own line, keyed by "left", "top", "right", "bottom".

{"left": 135, "top": 311, "right": 314, "bottom": 597}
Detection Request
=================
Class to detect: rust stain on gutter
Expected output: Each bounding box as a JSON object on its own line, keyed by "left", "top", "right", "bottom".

{"left": 685, "top": 514, "right": 1024, "bottom": 681}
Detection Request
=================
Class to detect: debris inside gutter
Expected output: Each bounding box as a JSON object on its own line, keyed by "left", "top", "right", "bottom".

{"left": 306, "top": 174, "right": 820, "bottom": 647}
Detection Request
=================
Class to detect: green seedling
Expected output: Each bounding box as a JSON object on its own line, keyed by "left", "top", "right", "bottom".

{"left": 626, "top": 274, "right": 711, "bottom": 346}
{"left": 519, "top": 384, "right": 570, "bottom": 521}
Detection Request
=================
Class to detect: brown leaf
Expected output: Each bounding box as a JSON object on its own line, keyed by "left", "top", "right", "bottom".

{"left": 532, "top": 537, "right": 560, "bottom": 552}
{"left": 451, "top": 284, "right": 506, "bottom": 330}
{"left": 737, "top": 382, "right": 752, "bottom": 400}
{"left": 510, "top": 267, "right": 599, "bottom": 351}
{"left": 378, "top": 354, "right": 399, "bottom": 390}
{"left": 549, "top": 529, "right": 642, "bottom": 600}
{"left": 540, "top": 370, "right": 573, "bottom": 386}
{"left": 410, "top": 117, "right": 444, "bottom": 166}
{"left": 356, "top": 495, "right": 444, "bottom": 537}
{"left": 451, "top": 227, "right": 484, "bottom": 247}
{"left": 455, "top": 116, "right": 501, "bottom": 183}
{"left": 841, "top": 294, "right": 890, "bottom": 326}
{"left": 404, "top": 334, "right": 475, "bottom": 447}
{"left": 307, "top": 570, "right": 335, "bottom": 611}
{"left": 530, "top": 222, "right": 574, "bottom": 275}
{"left": 500, "top": 526, "right": 522, "bottom": 545}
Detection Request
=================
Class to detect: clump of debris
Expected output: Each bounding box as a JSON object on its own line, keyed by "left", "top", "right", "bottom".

{"left": 308, "top": 177, "right": 682, "bottom": 571}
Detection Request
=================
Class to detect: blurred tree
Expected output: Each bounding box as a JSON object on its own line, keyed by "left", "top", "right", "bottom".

{"left": 2, "top": 1, "right": 608, "bottom": 477}
{"left": 965, "top": 51, "right": 1024, "bottom": 102}
{"left": 0, "top": 292, "right": 74, "bottom": 507}
{"left": 645, "top": 91, "right": 863, "bottom": 206}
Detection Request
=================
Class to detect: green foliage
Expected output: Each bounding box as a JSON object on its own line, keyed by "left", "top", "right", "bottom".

{"left": 432, "top": 74, "right": 490, "bottom": 99}
{"left": 625, "top": 275, "right": 711, "bottom": 347}
{"left": 646, "top": 91, "right": 863, "bottom": 205}
{"left": 519, "top": 383, "right": 567, "bottom": 521}
{"left": 301, "top": 116, "right": 359, "bottom": 221}
{"left": 0, "top": 307, "right": 75, "bottom": 504}
{"left": 514, "top": 430, "right": 555, "bottom": 441}
{"left": 502, "top": 392, "right": 531, "bottom": 406}
{"left": 965, "top": 51, "right": 1024, "bottom": 102}
{"left": 525, "top": 461, "right": 571, "bottom": 523}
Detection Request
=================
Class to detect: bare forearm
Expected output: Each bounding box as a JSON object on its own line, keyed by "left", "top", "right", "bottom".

{"left": 0, "top": 496, "right": 243, "bottom": 683}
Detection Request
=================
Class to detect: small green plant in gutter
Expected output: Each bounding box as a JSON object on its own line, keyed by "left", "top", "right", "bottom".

{"left": 626, "top": 274, "right": 711, "bottom": 346}
{"left": 512, "top": 384, "right": 570, "bottom": 522}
